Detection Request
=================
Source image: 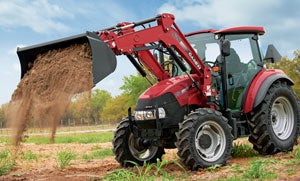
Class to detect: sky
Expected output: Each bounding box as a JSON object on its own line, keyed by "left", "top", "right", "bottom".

{"left": 0, "top": 0, "right": 299, "bottom": 105}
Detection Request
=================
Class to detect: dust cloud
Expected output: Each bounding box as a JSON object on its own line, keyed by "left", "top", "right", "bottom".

{"left": 5, "top": 43, "right": 93, "bottom": 145}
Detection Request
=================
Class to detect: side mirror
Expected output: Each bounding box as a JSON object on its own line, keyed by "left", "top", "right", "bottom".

{"left": 221, "top": 39, "right": 231, "bottom": 57}
{"left": 264, "top": 44, "right": 282, "bottom": 63}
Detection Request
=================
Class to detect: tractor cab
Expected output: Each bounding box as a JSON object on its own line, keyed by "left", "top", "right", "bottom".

{"left": 186, "top": 27, "right": 267, "bottom": 112}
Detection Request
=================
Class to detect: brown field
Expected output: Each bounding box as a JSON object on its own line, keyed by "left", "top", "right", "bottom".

{"left": 1, "top": 137, "right": 300, "bottom": 180}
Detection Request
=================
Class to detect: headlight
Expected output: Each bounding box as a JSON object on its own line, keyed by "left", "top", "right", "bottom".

{"left": 145, "top": 110, "right": 155, "bottom": 119}
{"left": 134, "top": 111, "right": 144, "bottom": 120}
{"left": 134, "top": 107, "right": 166, "bottom": 120}
{"left": 158, "top": 107, "right": 166, "bottom": 119}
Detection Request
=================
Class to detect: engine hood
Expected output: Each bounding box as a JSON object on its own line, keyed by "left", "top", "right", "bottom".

{"left": 139, "top": 74, "right": 199, "bottom": 101}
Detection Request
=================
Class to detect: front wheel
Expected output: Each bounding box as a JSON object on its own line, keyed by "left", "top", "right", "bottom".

{"left": 176, "top": 108, "right": 233, "bottom": 170}
{"left": 112, "top": 119, "right": 165, "bottom": 167}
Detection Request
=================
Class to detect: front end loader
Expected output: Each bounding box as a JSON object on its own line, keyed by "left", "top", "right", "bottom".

{"left": 17, "top": 31, "right": 117, "bottom": 85}
{"left": 16, "top": 13, "right": 300, "bottom": 170}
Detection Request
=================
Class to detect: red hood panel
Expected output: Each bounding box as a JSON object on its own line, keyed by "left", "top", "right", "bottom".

{"left": 139, "top": 75, "right": 197, "bottom": 100}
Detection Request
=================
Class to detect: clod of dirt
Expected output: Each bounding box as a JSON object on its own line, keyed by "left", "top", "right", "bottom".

{"left": 5, "top": 43, "right": 94, "bottom": 145}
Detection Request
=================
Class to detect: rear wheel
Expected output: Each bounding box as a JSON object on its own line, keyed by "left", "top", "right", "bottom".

{"left": 248, "top": 81, "right": 300, "bottom": 154}
{"left": 176, "top": 108, "right": 233, "bottom": 170}
{"left": 112, "top": 119, "right": 165, "bottom": 166}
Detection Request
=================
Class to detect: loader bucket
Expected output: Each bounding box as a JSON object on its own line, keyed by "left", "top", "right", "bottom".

{"left": 17, "top": 31, "right": 117, "bottom": 85}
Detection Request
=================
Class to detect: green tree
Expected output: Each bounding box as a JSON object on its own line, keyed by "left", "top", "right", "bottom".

{"left": 267, "top": 50, "right": 300, "bottom": 99}
{"left": 101, "top": 73, "right": 154, "bottom": 123}
{"left": 90, "top": 89, "right": 112, "bottom": 124}
{"left": 62, "top": 89, "right": 112, "bottom": 125}
{"left": 120, "top": 74, "right": 153, "bottom": 106}
{"left": 102, "top": 94, "right": 130, "bottom": 123}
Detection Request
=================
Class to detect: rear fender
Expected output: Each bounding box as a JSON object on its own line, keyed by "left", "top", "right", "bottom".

{"left": 243, "top": 69, "right": 294, "bottom": 113}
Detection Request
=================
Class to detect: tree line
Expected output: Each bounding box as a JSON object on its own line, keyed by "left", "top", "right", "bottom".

{"left": 56, "top": 73, "right": 152, "bottom": 126}
{"left": 0, "top": 50, "right": 299, "bottom": 127}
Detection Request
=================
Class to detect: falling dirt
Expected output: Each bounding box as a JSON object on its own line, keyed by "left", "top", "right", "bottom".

{"left": 4, "top": 43, "right": 93, "bottom": 145}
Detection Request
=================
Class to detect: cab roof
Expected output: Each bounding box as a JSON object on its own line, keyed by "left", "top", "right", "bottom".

{"left": 186, "top": 26, "right": 265, "bottom": 37}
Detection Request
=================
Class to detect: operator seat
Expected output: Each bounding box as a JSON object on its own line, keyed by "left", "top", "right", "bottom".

{"left": 215, "top": 48, "right": 246, "bottom": 108}
{"left": 226, "top": 48, "right": 244, "bottom": 74}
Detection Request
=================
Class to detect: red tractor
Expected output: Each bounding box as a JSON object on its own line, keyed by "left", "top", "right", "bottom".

{"left": 17, "top": 13, "right": 299, "bottom": 170}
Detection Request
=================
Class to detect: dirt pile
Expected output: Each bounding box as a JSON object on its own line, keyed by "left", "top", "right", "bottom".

{"left": 5, "top": 43, "right": 94, "bottom": 145}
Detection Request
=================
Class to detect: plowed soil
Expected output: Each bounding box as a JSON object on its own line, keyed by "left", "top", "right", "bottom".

{"left": 4, "top": 43, "right": 93, "bottom": 145}
{"left": 1, "top": 139, "right": 300, "bottom": 180}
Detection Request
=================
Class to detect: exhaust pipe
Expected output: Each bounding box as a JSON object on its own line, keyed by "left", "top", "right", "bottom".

{"left": 17, "top": 31, "right": 117, "bottom": 85}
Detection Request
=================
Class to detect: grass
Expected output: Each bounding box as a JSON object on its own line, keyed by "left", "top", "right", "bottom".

{"left": 231, "top": 143, "right": 259, "bottom": 158}
{"left": 220, "top": 143, "right": 300, "bottom": 181}
{"left": 103, "top": 159, "right": 187, "bottom": 181}
{"left": 21, "top": 150, "right": 38, "bottom": 170}
{"left": 103, "top": 169, "right": 137, "bottom": 180}
{"left": 243, "top": 158, "right": 278, "bottom": 179}
{"left": 0, "top": 132, "right": 113, "bottom": 144}
{"left": 205, "top": 164, "right": 222, "bottom": 173}
{"left": 230, "top": 163, "right": 244, "bottom": 173}
{"left": 82, "top": 148, "right": 114, "bottom": 160}
{"left": 222, "top": 158, "right": 279, "bottom": 180}
{"left": 284, "top": 146, "right": 300, "bottom": 166}
{"left": 293, "top": 146, "right": 300, "bottom": 159}
{"left": 0, "top": 149, "right": 16, "bottom": 176}
{"left": 28, "top": 132, "right": 113, "bottom": 144}
{"left": 0, "top": 124, "right": 116, "bottom": 136}
{"left": 285, "top": 168, "right": 297, "bottom": 175}
{"left": 0, "top": 149, "right": 9, "bottom": 159}
{"left": 56, "top": 149, "right": 77, "bottom": 169}
{"left": 0, "top": 130, "right": 113, "bottom": 175}
{"left": 22, "top": 150, "right": 38, "bottom": 162}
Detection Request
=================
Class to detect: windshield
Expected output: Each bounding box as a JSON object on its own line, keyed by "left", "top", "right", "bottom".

{"left": 186, "top": 33, "right": 220, "bottom": 63}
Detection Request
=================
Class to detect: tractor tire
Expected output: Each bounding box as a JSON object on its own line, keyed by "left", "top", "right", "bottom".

{"left": 176, "top": 108, "right": 233, "bottom": 170}
{"left": 248, "top": 81, "right": 300, "bottom": 155}
{"left": 112, "top": 118, "right": 165, "bottom": 167}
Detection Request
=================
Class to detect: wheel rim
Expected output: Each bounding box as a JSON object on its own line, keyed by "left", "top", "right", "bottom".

{"left": 271, "top": 96, "right": 294, "bottom": 140}
{"left": 128, "top": 133, "right": 158, "bottom": 161}
{"left": 195, "top": 120, "right": 226, "bottom": 162}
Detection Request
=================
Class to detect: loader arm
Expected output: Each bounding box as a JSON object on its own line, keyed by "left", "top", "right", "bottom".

{"left": 98, "top": 13, "right": 212, "bottom": 95}
{"left": 17, "top": 13, "right": 213, "bottom": 97}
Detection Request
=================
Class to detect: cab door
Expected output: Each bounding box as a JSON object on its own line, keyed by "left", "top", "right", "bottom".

{"left": 224, "top": 34, "right": 263, "bottom": 111}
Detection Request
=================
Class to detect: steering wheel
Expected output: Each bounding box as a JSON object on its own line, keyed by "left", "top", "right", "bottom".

{"left": 161, "top": 61, "right": 179, "bottom": 77}
{"left": 234, "top": 59, "right": 257, "bottom": 85}
{"left": 231, "top": 59, "right": 257, "bottom": 101}
{"left": 241, "top": 59, "right": 257, "bottom": 74}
